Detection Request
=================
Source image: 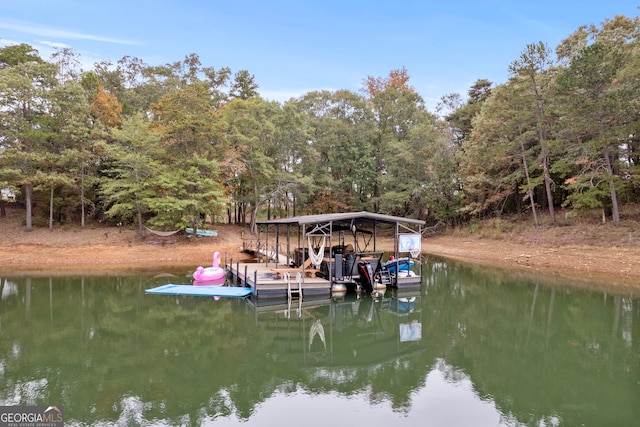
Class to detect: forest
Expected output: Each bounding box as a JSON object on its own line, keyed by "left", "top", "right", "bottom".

{"left": 0, "top": 14, "right": 639, "bottom": 236}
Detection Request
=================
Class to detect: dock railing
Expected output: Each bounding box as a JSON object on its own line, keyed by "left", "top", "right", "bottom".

{"left": 242, "top": 236, "right": 286, "bottom": 266}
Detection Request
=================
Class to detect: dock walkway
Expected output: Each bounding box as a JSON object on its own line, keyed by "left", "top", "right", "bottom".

{"left": 227, "top": 259, "right": 332, "bottom": 299}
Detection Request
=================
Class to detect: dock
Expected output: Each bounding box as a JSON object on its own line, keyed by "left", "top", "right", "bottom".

{"left": 229, "top": 211, "right": 425, "bottom": 299}
{"left": 227, "top": 260, "right": 332, "bottom": 298}
{"left": 224, "top": 257, "right": 421, "bottom": 299}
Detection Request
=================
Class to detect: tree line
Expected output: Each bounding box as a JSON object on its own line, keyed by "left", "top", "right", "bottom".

{"left": 1, "top": 14, "right": 638, "bottom": 236}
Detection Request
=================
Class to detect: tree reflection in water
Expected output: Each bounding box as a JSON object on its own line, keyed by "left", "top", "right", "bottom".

{"left": 0, "top": 261, "right": 638, "bottom": 426}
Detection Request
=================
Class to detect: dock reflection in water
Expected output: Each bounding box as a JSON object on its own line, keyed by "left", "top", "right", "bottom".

{"left": 246, "top": 289, "right": 425, "bottom": 368}
{"left": 0, "top": 260, "right": 638, "bottom": 426}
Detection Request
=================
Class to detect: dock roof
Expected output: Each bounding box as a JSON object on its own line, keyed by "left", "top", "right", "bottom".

{"left": 256, "top": 211, "right": 425, "bottom": 226}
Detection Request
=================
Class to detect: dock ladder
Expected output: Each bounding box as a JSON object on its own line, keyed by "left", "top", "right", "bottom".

{"left": 285, "top": 272, "right": 303, "bottom": 318}
{"left": 377, "top": 269, "right": 392, "bottom": 286}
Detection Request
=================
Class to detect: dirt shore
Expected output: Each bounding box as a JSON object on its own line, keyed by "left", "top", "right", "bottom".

{"left": 1, "top": 209, "right": 639, "bottom": 292}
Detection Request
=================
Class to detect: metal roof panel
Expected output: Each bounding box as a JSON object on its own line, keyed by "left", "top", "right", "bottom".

{"left": 256, "top": 211, "right": 425, "bottom": 226}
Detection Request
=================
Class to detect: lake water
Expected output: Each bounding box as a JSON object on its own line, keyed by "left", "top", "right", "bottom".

{"left": 0, "top": 259, "right": 638, "bottom": 426}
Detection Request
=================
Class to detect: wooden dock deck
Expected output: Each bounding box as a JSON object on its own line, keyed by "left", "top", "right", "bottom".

{"left": 223, "top": 257, "right": 421, "bottom": 299}
{"left": 226, "top": 259, "right": 332, "bottom": 299}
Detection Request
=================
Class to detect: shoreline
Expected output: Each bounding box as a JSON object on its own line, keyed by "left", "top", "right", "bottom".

{"left": 0, "top": 230, "right": 638, "bottom": 294}
{"left": 424, "top": 238, "right": 640, "bottom": 294}
{"left": 1, "top": 211, "right": 639, "bottom": 292}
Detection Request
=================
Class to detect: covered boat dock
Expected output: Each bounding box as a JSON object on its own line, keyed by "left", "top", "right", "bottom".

{"left": 227, "top": 211, "right": 425, "bottom": 299}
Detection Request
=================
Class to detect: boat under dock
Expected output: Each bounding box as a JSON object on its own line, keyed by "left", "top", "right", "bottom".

{"left": 225, "top": 259, "right": 421, "bottom": 299}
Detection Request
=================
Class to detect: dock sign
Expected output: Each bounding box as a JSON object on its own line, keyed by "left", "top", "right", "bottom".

{"left": 398, "top": 234, "right": 421, "bottom": 253}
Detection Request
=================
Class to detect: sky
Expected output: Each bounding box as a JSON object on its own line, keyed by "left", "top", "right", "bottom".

{"left": 0, "top": 1, "right": 638, "bottom": 110}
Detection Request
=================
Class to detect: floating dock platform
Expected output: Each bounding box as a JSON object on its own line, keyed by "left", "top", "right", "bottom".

{"left": 145, "top": 284, "right": 252, "bottom": 298}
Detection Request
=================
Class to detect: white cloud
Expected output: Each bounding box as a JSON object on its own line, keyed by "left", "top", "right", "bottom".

{"left": 37, "top": 40, "right": 71, "bottom": 49}
{"left": 0, "top": 19, "right": 138, "bottom": 45}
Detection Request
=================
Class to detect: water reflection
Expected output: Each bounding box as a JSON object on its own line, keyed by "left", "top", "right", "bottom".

{"left": 0, "top": 260, "right": 638, "bottom": 426}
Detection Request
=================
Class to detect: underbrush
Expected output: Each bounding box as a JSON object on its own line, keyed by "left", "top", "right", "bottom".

{"left": 451, "top": 205, "right": 640, "bottom": 247}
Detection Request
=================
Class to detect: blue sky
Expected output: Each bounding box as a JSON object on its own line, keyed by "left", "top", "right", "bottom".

{"left": 1, "top": 1, "right": 638, "bottom": 110}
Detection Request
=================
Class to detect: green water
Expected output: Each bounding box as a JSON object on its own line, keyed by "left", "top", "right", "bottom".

{"left": 0, "top": 260, "right": 638, "bottom": 426}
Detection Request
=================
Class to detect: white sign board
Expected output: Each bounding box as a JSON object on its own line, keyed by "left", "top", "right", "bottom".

{"left": 399, "top": 321, "right": 422, "bottom": 342}
{"left": 398, "top": 234, "right": 421, "bottom": 253}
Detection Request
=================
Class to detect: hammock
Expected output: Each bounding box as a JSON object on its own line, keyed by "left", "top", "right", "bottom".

{"left": 144, "top": 226, "right": 181, "bottom": 237}
{"left": 309, "top": 319, "right": 326, "bottom": 351}
{"left": 307, "top": 236, "right": 326, "bottom": 269}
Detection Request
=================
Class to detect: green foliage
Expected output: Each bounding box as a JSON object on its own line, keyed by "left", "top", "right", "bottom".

{"left": 230, "top": 70, "right": 259, "bottom": 100}
{"left": 0, "top": 43, "right": 44, "bottom": 67}
{"left": 554, "top": 35, "right": 634, "bottom": 226}
{"left": 443, "top": 78, "right": 493, "bottom": 146}
{"left": 99, "top": 114, "right": 163, "bottom": 230}
{"left": 1, "top": 14, "right": 640, "bottom": 231}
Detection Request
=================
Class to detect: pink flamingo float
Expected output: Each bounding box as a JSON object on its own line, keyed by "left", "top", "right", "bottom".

{"left": 193, "top": 251, "right": 226, "bottom": 285}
